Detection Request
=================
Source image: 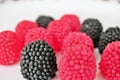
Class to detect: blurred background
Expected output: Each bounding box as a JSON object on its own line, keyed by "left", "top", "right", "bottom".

{"left": 0, "top": 0, "right": 120, "bottom": 32}
{"left": 0, "top": 0, "right": 120, "bottom": 4}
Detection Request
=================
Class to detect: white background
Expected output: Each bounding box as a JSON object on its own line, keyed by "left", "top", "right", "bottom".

{"left": 0, "top": 0, "right": 120, "bottom": 80}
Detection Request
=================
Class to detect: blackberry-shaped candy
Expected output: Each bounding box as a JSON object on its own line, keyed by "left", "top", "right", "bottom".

{"left": 98, "top": 27, "right": 120, "bottom": 54}
{"left": 105, "top": 27, "right": 120, "bottom": 33}
{"left": 81, "top": 18, "right": 103, "bottom": 47}
{"left": 20, "top": 40, "right": 57, "bottom": 80}
{"left": 36, "top": 15, "right": 54, "bottom": 28}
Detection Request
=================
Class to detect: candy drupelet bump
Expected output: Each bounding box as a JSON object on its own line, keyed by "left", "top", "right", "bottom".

{"left": 99, "top": 41, "right": 120, "bottom": 80}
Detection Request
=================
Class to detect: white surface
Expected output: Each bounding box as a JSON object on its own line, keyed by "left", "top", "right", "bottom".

{"left": 0, "top": 0, "right": 120, "bottom": 80}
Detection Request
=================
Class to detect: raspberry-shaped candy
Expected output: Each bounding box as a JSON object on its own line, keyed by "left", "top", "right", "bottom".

{"left": 0, "top": 31, "right": 23, "bottom": 65}
{"left": 15, "top": 20, "right": 38, "bottom": 43}
{"left": 59, "top": 45, "right": 96, "bottom": 80}
{"left": 61, "top": 14, "right": 81, "bottom": 32}
{"left": 99, "top": 41, "right": 120, "bottom": 80}
{"left": 62, "top": 32, "right": 94, "bottom": 53}
{"left": 48, "top": 20, "right": 72, "bottom": 52}
{"left": 25, "top": 27, "right": 54, "bottom": 50}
